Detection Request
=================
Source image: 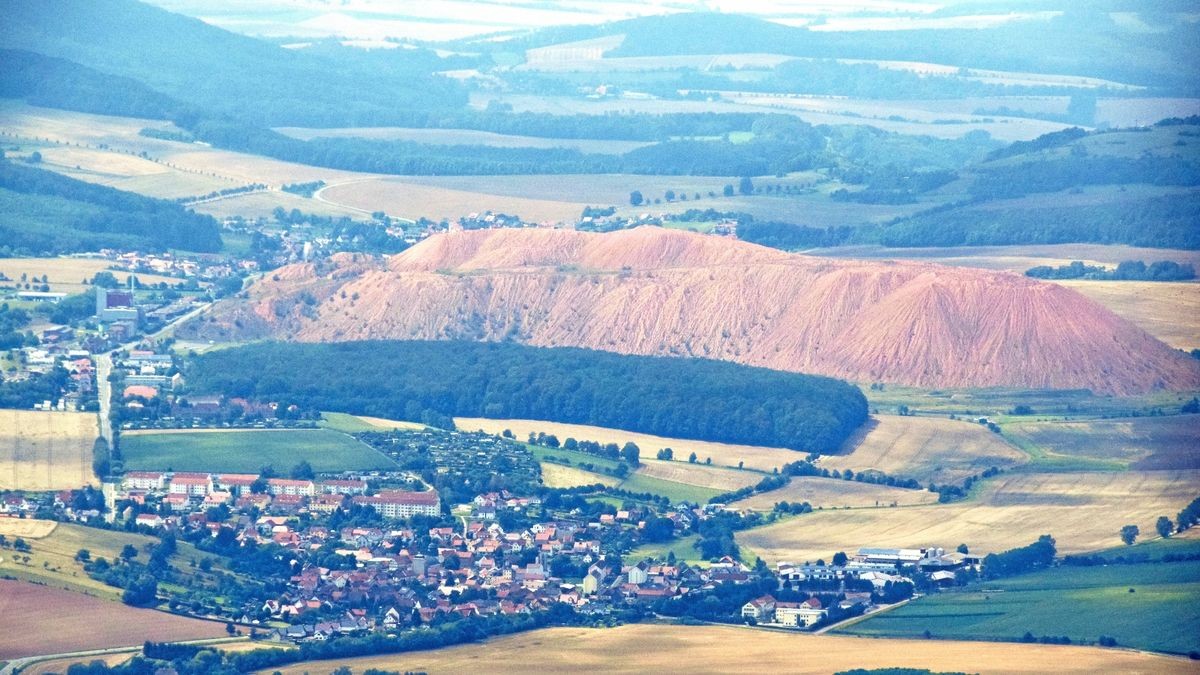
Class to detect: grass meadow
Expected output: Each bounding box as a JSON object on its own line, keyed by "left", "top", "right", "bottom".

{"left": 120, "top": 428, "right": 395, "bottom": 473}
{"left": 839, "top": 560, "right": 1200, "bottom": 655}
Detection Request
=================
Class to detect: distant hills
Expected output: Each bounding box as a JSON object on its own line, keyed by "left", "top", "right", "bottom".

{"left": 499, "top": 10, "right": 1198, "bottom": 93}
{"left": 184, "top": 228, "right": 1200, "bottom": 395}
{"left": 0, "top": 0, "right": 466, "bottom": 126}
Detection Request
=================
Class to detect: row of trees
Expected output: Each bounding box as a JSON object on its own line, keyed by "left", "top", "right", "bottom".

{"left": 187, "top": 340, "right": 869, "bottom": 453}
{"left": 1026, "top": 260, "right": 1195, "bottom": 282}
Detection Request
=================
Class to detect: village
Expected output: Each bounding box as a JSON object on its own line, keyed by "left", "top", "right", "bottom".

{"left": 0, "top": 425, "right": 983, "bottom": 648}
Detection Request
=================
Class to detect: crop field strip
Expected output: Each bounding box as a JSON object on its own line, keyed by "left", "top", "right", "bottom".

{"left": 0, "top": 410, "right": 98, "bottom": 491}
{"left": 819, "top": 414, "right": 1028, "bottom": 485}
{"left": 456, "top": 418, "right": 802, "bottom": 473}
{"left": 737, "top": 470, "right": 1200, "bottom": 565}
{"left": 0, "top": 257, "right": 179, "bottom": 294}
{"left": 274, "top": 126, "right": 653, "bottom": 155}
{"left": 1004, "top": 415, "right": 1200, "bottom": 470}
{"left": 733, "top": 476, "right": 940, "bottom": 510}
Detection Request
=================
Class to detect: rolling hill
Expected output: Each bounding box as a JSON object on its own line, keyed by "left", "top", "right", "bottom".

{"left": 183, "top": 227, "right": 1200, "bottom": 395}
{"left": 0, "top": 0, "right": 465, "bottom": 126}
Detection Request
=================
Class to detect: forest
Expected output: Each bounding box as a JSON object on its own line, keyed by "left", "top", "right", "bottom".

{"left": 184, "top": 341, "right": 869, "bottom": 453}
{"left": 877, "top": 192, "right": 1200, "bottom": 249}
{"left": 0, "top": 159, "right": 223, "bottom": 254}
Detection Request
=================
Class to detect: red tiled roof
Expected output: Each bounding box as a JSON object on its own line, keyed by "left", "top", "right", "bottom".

{"left": 362, "top": 490, "right": 440, "bottom": 506}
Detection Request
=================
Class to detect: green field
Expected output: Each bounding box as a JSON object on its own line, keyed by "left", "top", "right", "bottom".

{"left": 528, "top": 445, "right": 621, "bottom": 471}
{"left": 121, "top": 429, "right": 396, "bottom": 473}
{"left": 628, "top": 534, "right": 704, "bottom": 564}
{"left": 839, "top": 560, "right": 1200, "bottom": 655}
{"left": 618, "top": 473, "right": 722, "bottom": 504}
{"left": 318, "top": 412, "right": 383, "bottom": 434}
{"left": 529, "top": 446, "right": 723, "bottom": 503}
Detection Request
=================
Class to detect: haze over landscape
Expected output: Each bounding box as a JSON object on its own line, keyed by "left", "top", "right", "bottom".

{"left": 0, "top": 1, "right": 1197, "bottom": 673}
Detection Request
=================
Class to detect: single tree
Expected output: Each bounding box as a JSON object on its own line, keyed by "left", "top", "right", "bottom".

{"left": 621, "top": 442, "right": 641, "bottom": 467}
{"left": 1156, "top": 516, "right": 1174, "bottom": 539}
{"left": 629, "top": 190, "right": 644, "bottom": 206}
{"left": 290, "top": 460, "right": 315, "bottom": 480}
{"left": 120, "top": 543, "right": 138, "bottom": 560}
{"left": 832, "top": 551, "right": 848, "bottom": 566}
{"left": 738, "top": 176, "right": 754, "bottom": 195}
{"left": 1120, "top": 524, "right": 1139, "bottom": 546}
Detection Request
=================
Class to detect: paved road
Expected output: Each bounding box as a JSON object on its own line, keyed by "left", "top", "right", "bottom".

{"left": 0, "top": 636, "right": 247, "bottom": 675}
{"left": 97, "top": 301, "right": 213, "bottom": 451}
{"left": 313, "top": 179, "right": 417, "bottom": 224}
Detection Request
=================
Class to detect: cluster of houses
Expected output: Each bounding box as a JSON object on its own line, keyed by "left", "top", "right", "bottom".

{"left": 119, "top": 471, "right": 440, "bottom": 524}
{"left": 741, "top": 595, "right": 832, "bottom": 628}
{"left": 252, "top": 514, "right": 759, "bottom": 641}
{"left": 20, "top": 348, "right": 95, "bottom": 411}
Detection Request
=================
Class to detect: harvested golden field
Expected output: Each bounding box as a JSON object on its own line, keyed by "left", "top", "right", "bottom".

{"left": 0, "top": 258, "right": 178, "bottom": 294}
{"left": 401, "top": 174, "right": 739, "bottom": 206}
{"left": 0, "top": 103, "right": 370, "bottom": 191}
{"left": 739, "top": 470, "right": 1200, "bottom": 563}
{"left": 267, "top": 624, "right": 1193, "bottom": 675}
{"left": 1006, "top": 415, "right": 1200, "bottom": 470}
{"left": 734, "top": 476, "right": 939, "bottom": 510}
{"left": 812, "top": 241, "right": 1200, "bottom": 275}
{"left": 192, "top": 189, "right": 366, "bottom": 220}
{"left": 0, "top": 580, "right": 226, "bottom": 659}
{"left": 0, "top": 518, "right": 57, "bottom": 538}
{"left": 454, "top": 418, "right": 801, "bottom": 473}
{"left": 540, "top": 463, "right": 618, "bottom": 489}
{"left": 0, "top": 410, "right": 98, "bottom": 491}
{"left": 636, "top": 459, "right": 761, "bottom": 491}
{"left": 201, "top": 228, "right": 1200, "bottom": 394}
{"left": 319, "top": 177, "right": 587, "bottom": 223}
{"left": 0, "top": 101, "right": 164, "bottom": 148}
{"left": 821, "top": 415, "right": 1028, "bottom": 484}
{"left": 1052, "top": 280, "right": 1200, "bottom": 351}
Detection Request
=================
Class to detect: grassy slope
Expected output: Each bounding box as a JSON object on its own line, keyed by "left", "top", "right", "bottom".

{"left": 120, "top": 429, "right": 395, "bottom": 473}
{"left": 0, "top": 522, "right": 223, "bottom": 599}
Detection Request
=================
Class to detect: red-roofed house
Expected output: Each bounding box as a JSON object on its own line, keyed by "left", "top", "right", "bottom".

{"left": 124, "top": 471, "right": 165, "bottom": 491}
{"left": 267, "top": 478, "right": 316, "bottom": 497}
{"left": 353, "top": 490, "right": 440, "bottom": 519}
{"left": 169, "top": 473, "right": 211, "bottom": 496}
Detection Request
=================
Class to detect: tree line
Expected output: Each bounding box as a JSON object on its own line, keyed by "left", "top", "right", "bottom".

{"left": 185, "top": 340, "right": 869, "bottom": 453}
{"left": 1026, "top": 260, "right": 1195, "bottom": 281}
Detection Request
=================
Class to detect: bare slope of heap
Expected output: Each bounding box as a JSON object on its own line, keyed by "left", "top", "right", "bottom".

{"left": 194, "top": 227, "right": 1200, "bottom": 395}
